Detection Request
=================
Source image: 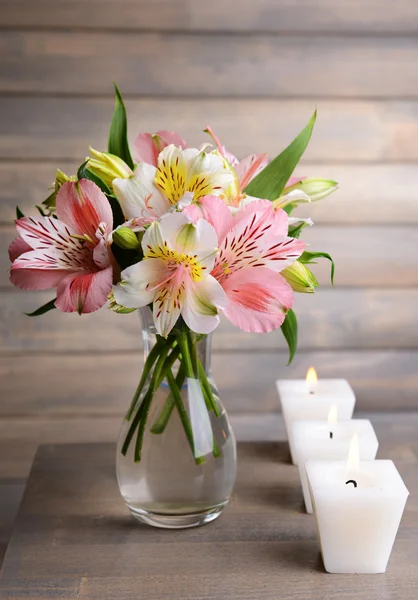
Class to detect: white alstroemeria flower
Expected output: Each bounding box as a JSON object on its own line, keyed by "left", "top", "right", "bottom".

{"left": 113, "top": 145, "right": 234, "bottom": 227}
{"left": 113, "top": 212, "right": 227, "bottom": 337}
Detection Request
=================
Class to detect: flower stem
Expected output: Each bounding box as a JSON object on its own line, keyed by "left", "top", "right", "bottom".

{"left": 134, "top": 342, "right": 185, "bottom": 462}
{"left": 197, "top": 359, "right": 221, "bottom": 418}
{"left": 166, "top": 370, "right": 204, "bottom": 465}
{"left": 150, "top": 363, "right": 186, "bottom": 434}
{"left": 121, "top": 338, "right": 178, "bottom": 458}
{"left": 178, "top": 332, "right": 196, "bottom": 378}
{"left": 125, "top": 337, "right": 166, "bottom": 422}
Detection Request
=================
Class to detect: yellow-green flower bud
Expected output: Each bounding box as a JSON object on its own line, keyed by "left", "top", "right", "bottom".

{"left": 87, "top": 147, "right": 133, "bottom": 189}
{"left": 285, "top": 178, "right": 338, "bottom": 202}
{"left": 112, "top": 226, "right": 141, "bottom": 250}
{"left": 55, "top": 169, "right": 75, "bottom": 190}
{"left": 282, "top": 261, "right": 318, "bottom": 294}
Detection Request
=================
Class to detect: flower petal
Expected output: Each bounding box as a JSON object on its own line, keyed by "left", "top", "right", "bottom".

{"left": 222, "top": 269, "right": 293, "bottom": 333}
{"left": 56, "top": 179, "right": 113, "bottom": 238}
{"left": 55, "top": 266, "right": 113, "bottom": 314}
{"left": 113, "top": 259, "right": 166, "bottom": 309}
{"left": 182, "top": 275, "right": 227, "bottom": 334}
{"left": 186, "top": 150, "right": 234, "bottom": 200}
{"left": 10, "top": 263, "right": 68, "bottom": 291}
{"left": 235, "top": 153, "right": 268, "bottom": 190}
{"left": 153, "top": 275, "right": 183, "bottom": 337}
{"left": 15, "top": 217, "right": 95, "bottom": 271}
{"left": 113, "top": 163, "right": 169, "bottom": 223}
{"left": 204, "top": 126, "right": 239, "bottom": 166}
{"left": 286, "top": 175, "right": 305, "bottom": 188}
{"left": 135, "top": 131, "right": 187, "bottom": 166}
{"left": 154, "top": 145, "right": 188, "bottom": 205}
{"left": 183, "top": 195, "right": 233, "bottom": 243}
{"left": 8, "top": 236, "right": 32, "bottom": 262}
{"left": 215, "top": 204, "right": 304, "bottom": 276}
{"left": 93, "top": 224, "right": 111, "bottom": 269}
{"left": 16, "top": 216, "right": 75, "bottom": 250}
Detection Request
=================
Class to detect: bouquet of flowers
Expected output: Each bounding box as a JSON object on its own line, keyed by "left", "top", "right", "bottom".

{"left": 8, "top": 86, "right": 337, "bottom": 465}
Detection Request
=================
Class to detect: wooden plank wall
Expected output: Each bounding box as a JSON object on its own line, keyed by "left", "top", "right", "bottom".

{"left": 1, "top": 0, "right": 418, "bottom": 562}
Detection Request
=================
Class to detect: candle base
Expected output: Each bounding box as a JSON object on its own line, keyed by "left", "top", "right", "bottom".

{"left": 307, "top": 460, "right": 409, "bottom": 576}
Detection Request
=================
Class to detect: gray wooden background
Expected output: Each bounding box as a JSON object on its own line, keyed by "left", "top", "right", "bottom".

{"left": 1, "top": 0, "right": 418, "bottom": 563}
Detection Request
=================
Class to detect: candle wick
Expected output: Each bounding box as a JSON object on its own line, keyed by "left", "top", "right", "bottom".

{"left": 345, "top": 479, "right": 357, "bottom": 488}
{"left": 329, "top": 431, "right": 333, "bottom": 439}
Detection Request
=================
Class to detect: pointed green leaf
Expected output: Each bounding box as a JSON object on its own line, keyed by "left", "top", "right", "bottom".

{"left": 108, "top": 84, "right": 134, "bottom": 170}
{"left": 77, "top": 161, "right": 113, "bottom": 196}
{"left": 299, "top": 251, "right": 335, "bottom": 285}
{"left": 281, "top": 308, "right": 298, "bottom": 365}
{"left": 288, "top": 221, "right": 310, "bottom": 239}
{"left": 35, "top": 205, "right": 48, "bottom": 217}
{"left": 16, "top": 206, "right": 24, "bottom": 219}
{"left": 25, "top": 298, "right": 57, "bottom": 317}
{"left": 244, "top": 111, "right": 316, "bottom": 201}
{"left": 42, "top": 190, "right": 57, "bottom": 211}
{"left": 283, "top": 202, "right": 297, "bottom": 216}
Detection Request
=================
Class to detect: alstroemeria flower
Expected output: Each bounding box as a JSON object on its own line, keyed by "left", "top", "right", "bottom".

{"left": 135, "top": 130, "right": 187, "bottom": 166}
{"left": 204, "top": 126, "right": 268, "bottom": 207}
{"left": 185, "top": 197, "right": 305, "bottom": 333}
{"left": 9, "top": 179, "right": 114, "bottom": 314}
{"left": 113, "top": 145, "right": 234, "bottom": 227}
{"left": 113, "top": 212, "right": 227, "bottom": 337}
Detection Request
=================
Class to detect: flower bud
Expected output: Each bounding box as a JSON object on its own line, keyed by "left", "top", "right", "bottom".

{"left": 285, "top": 178, "right": 338, "bottom": 202}
{"left": 112, "top": 226, "right": 141, "bottom": 250}
{"left": 55, "top": 169, "right": 74, "bottom": 190}
{"left": 281, "top": 261, "right": 318, "bottom": 294}
{"left": 87, "top": 147, "right": 133, "bottom": 188}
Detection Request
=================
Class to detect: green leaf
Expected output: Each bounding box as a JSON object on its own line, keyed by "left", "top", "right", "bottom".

{"left": 108, "top": 84, "right": 134, "bottom": 170}
{"left": 108, "top": 196, "right": 125, "bottom": 229}
{"left": 42, "top": 190, "right": 57, "bottom": 211}
{"left": 288, "top": 221, "right": 310, "bottom": 239}
{"left": 16, "top": 206, "right": 24, "bottom": 219}
{"left": 77, "top": 161, "right": 113, "bottom": 196}
{"left": 283, "top": 202, "right": 297, "bottom": 216}
{"left": 281, "top": 309, "right": 298, "bottom": 365}
{"left": 244, "top": 111, "right": 316, "bottom": 201}
{"left": 25, "top": 298, "right": 57, "bottom": 317}
{"left": 299, "top": 251, "right": 335, "bottom": 285}
{"left": 35, "top": 205, "right": 47, "bottom": 217}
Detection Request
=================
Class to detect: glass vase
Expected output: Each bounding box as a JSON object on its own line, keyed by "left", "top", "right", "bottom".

{"left": 116, "top": 307, "right": 237, "bottom": 529}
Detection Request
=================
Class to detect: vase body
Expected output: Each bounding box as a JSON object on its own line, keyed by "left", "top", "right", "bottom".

{"left": 116, "top": 307, "right": 237, "bottom": 528}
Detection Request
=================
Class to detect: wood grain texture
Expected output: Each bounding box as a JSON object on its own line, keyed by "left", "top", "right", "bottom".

{"left": 0, "top": 350, "right": 417, "bottom": 417}
{"left": 1, "top": 0, "right": 418, "bottom": 33}
{"left": 4, "top": 97, "right": 418, "bottom": 162}
{"left": 1, "top": 288, "right": 417, "bottom": 352}
{"left": 0, "top": 484, "right": 24, "bottom": 566}
{"left": 1, "top": 430, "right": 417, "bottom": 598}
{"left": 3, "top": 31, "right": 418, "bottom": 98}
{"left": 2, "top": 224, "right": 418, "bottom": 288}
{"left": 1, "top": 162, "right": 418, "bottom": 225}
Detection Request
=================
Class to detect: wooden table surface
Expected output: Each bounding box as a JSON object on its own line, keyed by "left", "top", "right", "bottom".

{"left": 1, "top": 433, "right": 417, "bottom": 600}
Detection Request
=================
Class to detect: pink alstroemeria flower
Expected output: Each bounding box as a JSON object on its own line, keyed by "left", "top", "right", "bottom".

{"left": 9, "top": 179, "right": 114, "bottom": 314}
{"left": 113, "top": 212, "right": 227, "bottom": 337}
{"left": 204, "top": 127, "right": 310, "bottom": 208}
{"left": 135, "top": 130, "right": 187, "bottom": 166}
{"left": 184, "top": 196, "right": 305, "bottom": 333}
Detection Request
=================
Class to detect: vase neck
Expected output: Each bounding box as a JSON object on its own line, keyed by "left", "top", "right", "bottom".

{"left": 138, "top": 306, "right": 212, "bottom": 372}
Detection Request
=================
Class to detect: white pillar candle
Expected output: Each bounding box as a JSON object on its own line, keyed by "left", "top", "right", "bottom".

{"left": 276, "top": 368, "right": 356, "bottom": 464}
{"left": 293, "top": 417, "right": 379, "bottom": 513}
{"left": 306, "top": 451, "right": 409, "bottom": 574}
